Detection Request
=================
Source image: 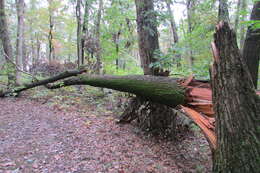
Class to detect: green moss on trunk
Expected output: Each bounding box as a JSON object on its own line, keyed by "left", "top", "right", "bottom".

{"left": 77, "top": 75, "right": 186, "bottom": 107}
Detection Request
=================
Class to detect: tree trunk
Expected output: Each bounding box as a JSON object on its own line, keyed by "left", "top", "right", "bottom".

{"left": 94, "top": 0, "right": 103, "bottom": 74}
{"left": 36, "top": 34, "right": 41, "bottom": 62}
{"left": 81, "top": 0, "right": 89, "bottom": 65}
{"left": 0, "top": 72, "right": 185, "bottom": 107}
{"left": 48, "top": 0, "right": 55, "bottom": 62}
{"left": 76, "top": 0, "right": 83, "bottom": 67}
{"left": 218, "top": 0, "right": 230, "bottom": 22}
{"left": 239, "top": 0, "right": 247, "bottom": 47}
{"left": 242, "top": 1, "right": 260, "bottom": 89}
{"left": 165, "top": 0, "right": 178, "bottom": 44}
{"left": 0, "top": 0, "right": 16, "bottom": 86}
{"left": 234, "top": 0, "right": 241, "bottom": 33}
{"left": 135, "top": 0, "right": 160, "bottom": 75}
{"left": 211, "top": 22, "right": 260, "bottom": 173}
{"left": 165, "top": 0, "right": 181, "bottom": 67}
{"left": 186, "top": 0, "right": 194, "bottom": 69}
{"left": 15, "top": 0, "right": 25, "bottom": 85}
{"left": 22, "top": 35, "right": 27, "bottom": 71}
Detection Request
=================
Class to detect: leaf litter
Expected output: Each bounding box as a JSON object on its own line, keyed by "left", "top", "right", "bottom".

{"left": 0, "top": 87, "right": 211, "bottom": 173}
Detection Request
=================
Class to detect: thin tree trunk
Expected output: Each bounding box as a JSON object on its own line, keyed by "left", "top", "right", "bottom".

{"left": 22, "top": 35, "right": 27, "bottom": 71}
{"left": 165, "top": 0, "right": 178, "bottom": 43}
{"left": 48, "top": 0, "right": 55, "bottom": 62}
{"left": 0, "top": 0, "right": 16, "bottom": 85}
{"left": 240, "top": 0, "right": 247, "bottom": 47}
{"left": 165, "top": 0, "right": 181, "bottom": 67}
{"left": 218, "top": 0, "right": 230, "bottom": 22}
{"left": 68, "top": 33, "right": 72, "bottom": 62}
{"left": 113, "top": 31, "right": 120, "bottom": 70}
{"left": 76, "top": 0, "right": 82, "bottom": 67}
{"left": 29, "top": 0, "right": 36, "bottom": 65}
{"left": 95, "top": 0, "right": 103, "bottom": 74}
{"left": 15, "top": 0, "right": 25, "bottom": 85}
{"left": 211, "top": 21, "right": 260, "bottom": 173}
{"left": 81, "top": 0, "right": 89, "bottom": 65}
{"left": 242, "top": 1, "right": 260, "bottom": 89}
{"left": 36, "top": 34, "right": 40, "bottom": 63}
{"left": 234, "top": 0, "right": 241, "bottom": 33}
{"left": 186, "top": 0, "right": 194, "bottom": 69}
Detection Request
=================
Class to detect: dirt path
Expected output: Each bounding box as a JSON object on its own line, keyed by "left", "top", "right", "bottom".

{"left": 0, "top": 98, "right": 211, "bottom": 173}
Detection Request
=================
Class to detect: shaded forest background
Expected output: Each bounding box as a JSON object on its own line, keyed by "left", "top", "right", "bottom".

{"left": 0, "top": 0, "right": 258, "bottom": 85}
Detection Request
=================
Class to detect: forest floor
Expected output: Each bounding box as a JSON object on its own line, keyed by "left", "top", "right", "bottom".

{"left": 0, "top": 86, "right": 212, "bottom": 173}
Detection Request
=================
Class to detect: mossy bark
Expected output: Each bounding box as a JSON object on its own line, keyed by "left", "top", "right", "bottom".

{"left": 49, "top": 75, "right": 186, "bottom": 107}
{"left": 0, "top": 73, "right": 186, "bottom": 108}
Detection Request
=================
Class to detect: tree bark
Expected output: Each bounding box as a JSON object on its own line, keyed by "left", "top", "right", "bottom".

{"left": 186, "top": 0, "right": 194, "bottom": 69}
{"left": 234, "top": 0, "right": 241, "bottom": 33}
{"left": 165, "top": 0, "right": 178, "bottom": 44}
{"left": 211, "top": 22, "right": 260, "bottom": 173}
{"left": 0, "top": 73, "right": 186, "bottom": 107}
{"left": 0, "top": 0, "right": 16, "bottom": 86}
{"left": 239, "top": 0, "right": 247, "bottom": 47}
{"left": 135, "top": 0, "right": 160, "bottom": 75}
{"left": 165, "top": 0, "right": 181, "bottom": 67}
{"left": 48, "top": 0, "right": 55, "bottom": 62}
{"left": 94, "top": 0, "right": 103, "bottom": 74}
{"left": 242, "top": 1, "right": 260, "bottom": 89}
{"left": 81, "top": 0, "right": 90, "bottom": 65}
{"left": 15, "top": 0, "right": 25, "bottom": 85}
{"left": 76, "top": 0, "right": 83, "bottom": 67}
{"left": 36, "top": 34, "right": 41, "bottom": 62}
{"left": 218, "top": 0, "right": 230, "bottom": 22}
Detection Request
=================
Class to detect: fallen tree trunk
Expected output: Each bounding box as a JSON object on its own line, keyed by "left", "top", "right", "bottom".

{"left": 1, "top": 74, "right": 186, "bottom": 107}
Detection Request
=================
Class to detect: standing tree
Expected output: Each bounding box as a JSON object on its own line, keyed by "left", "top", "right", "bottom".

{"left": 81, "top": 0, "right": 90, "bottom": 65}
{"left": 135, "top": 0, "right": 160, "bottom": 75}
{"left": 211, "top": 21, "right": 260, "bottom": 173}
{"left": 165, "top": 0, "right": 178, "bottom": 44}
{"left": 94, "top": 0, "right": 103, "bottom": 74}
{"left": 234, "top": 0, "right": 241, "bottom": 33}
{"left": 118, "top": 0, "right": 176, "bottom": 134}
{"left": 0, "top": 0, "right": 16, "bottom": 86}
{"left": 239, "top": 0, "right": 247, "bottom": 47}
{"left": 242, "top": 1, "right": 260, "bottom": 89}
{"left": 186, "top": 0, "right": 195, "bottom": 69}
{"left": 15, "top": 0, "right": 25, "bottom": 85}
{"left": 76, "top": 0, "right": 83, "bottom": 67}
{"left": 218, "top": 0, "right": 230, "bottom": 22}
{"left": 211, "top": 1, "right": 260, "bottom": 171}
{"left": 165, "top": 0, "right": 181, "bottom": 67}
{"left": 48, "top": 0, "right": 55, "bottom": 62}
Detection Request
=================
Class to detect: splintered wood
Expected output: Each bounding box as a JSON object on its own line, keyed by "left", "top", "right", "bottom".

{"left": 179, "top": 75, "right": 260, "bottom": 150}
{"left": 181, "top": 106, "right": 216, "bottom": 150}
{"left": 179, "top": 76, "right": 216, "bottom": 149}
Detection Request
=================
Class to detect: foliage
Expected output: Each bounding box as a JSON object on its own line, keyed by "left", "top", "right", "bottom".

{"left": 0, "top": 0, "right": 255, "bottom": 81}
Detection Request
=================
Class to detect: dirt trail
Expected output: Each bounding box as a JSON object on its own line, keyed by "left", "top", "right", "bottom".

{"left": 0, "top": 98, "right": 211, "bottom": 173}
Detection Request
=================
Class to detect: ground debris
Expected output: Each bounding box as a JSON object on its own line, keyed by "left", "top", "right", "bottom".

{"left": 0, "top": 98, "right": 211, "bottom": 173}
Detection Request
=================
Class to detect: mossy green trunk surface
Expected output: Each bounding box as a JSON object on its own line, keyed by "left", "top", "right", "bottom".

{"left": 0, "top": 73, "right": 186, "bottom": 108}
{"left": 60, "top": 75, "right": 186, "bottom": 107}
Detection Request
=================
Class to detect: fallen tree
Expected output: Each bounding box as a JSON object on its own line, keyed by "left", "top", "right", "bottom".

{"left": 0, "top": 69, "right": 218, "bottom": 149}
